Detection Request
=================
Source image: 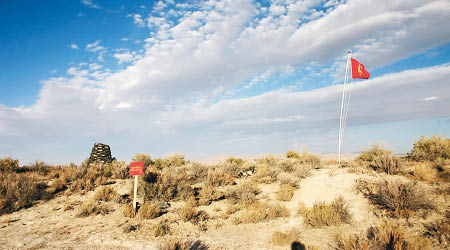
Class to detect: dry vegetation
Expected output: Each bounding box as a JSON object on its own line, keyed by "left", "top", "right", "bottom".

{"left": 1, "top": 135, "right": 450, "bottom": 249}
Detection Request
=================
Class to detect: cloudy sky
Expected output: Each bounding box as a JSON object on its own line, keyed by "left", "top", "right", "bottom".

{"left": 1, "top": 0, "right": 449, "bottom": 165}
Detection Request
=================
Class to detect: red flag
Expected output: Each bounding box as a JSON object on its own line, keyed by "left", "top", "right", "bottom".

{"left": 351, "top": 58, "right": 370, "bottom": 79}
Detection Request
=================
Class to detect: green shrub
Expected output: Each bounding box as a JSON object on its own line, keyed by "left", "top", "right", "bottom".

{"left": 408, "top": 135, "right": 450, "bottom": 162}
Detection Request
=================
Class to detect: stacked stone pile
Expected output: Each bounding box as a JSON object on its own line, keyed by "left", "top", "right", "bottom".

{"left": 88, "top": 143, "right": 114, "bottom": 166}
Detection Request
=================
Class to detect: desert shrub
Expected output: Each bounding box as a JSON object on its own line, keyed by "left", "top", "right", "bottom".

{"left": 424, "top": 217, "right": 450, "bottom": 246}
{"left": 197, "top": 186, "right": 224, "bottom": 205}
{"left": 277, "top": 173, "right": 299, "bottom": 187}
{"left": 94, "top": 186, "right": 119, "bottom": 202}
{"left": 0, "top": 157, "right": 19, "bottom": 172}
{"left": 357, "top": 144, "right": 403, "bottom": 174}
{"left": 252, "top": 165, "right": 280, "bottom": 184}
{"left": 233, "top": 202, "right": 289, "bottom": 224}
{"left": 412, "top": 163, "right": 438, "bottom": 182}
{"left": 204, "top": 168, "right": 233, "bottom": 187}
{"left": 0, "top": 172, "right": 48, "bottom": 215}
{"left": 69, "top": 165, "right": 110, "bottom": 193}
{"left": 159, "top": 239, "right": 209, "bottom": 250}
{"left": 225, "top": 157, "right": 244, "bottom": 166}
{"left": 225, "top": 181, "right": 261, "bottom": 205}
{"left": 338, "top": 221, "right": 432, "bottom": 250}
{"left": 408, "top": 135, "right": 450, "bottom": 162}
{"left": 122, "top": 203, "right": 136, "bottom": 218}
{"left": 302, "top": 197, "right": 351, "bottom": 227}
{"left": 137, "top": 202, "right": 161, "bottom": 219}
{"left": 185, "top": 162, "right": 208, "bottom": 182}
{"left": 142, "top": 170, "right": 194, "bottom": 202}
{"left": 286, "top": 150, "right": 301, "bottom": 159}
{"left": 111, "top": 160, "right": 129, "bottom": 179}
{"left": 47, "top": 178, "right": 67, "bottom": 194}
{"left": 272, "top": 229, "right": 300, "bottom": 245}
{"left": 293, "top": 163, "right": 314, "bottom": 179}
{"left": 178, "top": 198, "right": 208, "bottom": 223}
{"left": 77, "top": 201, "right": 109, "bottom": 217}
{"left": 276, "top": 184, "right": 295, "bottom": 201}
{"left": 336, "top": 233, "right": 370, "bottom": 250}
{"left": 152, "top": 220, "right": 171, "bottom": 237}
{"left": 361, "top": 179, "right": 431, "bottom": 218}
{"left": 132, "top": 153, "right": 153, "bottom": 167}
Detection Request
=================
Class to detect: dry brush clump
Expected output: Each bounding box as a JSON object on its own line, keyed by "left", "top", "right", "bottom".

{"left": 77, "top": 200, "right": 110, "bottom": 217}
{"left": 197, "top": 186, "right": 224, "bottom": 205}
{"left": 159, "top": 238, "right": 209, "bottom": 250}
{"left": 407, "top": 135, "right": 450, "bottom": 162}
{"left": 357, "top": 144, "right": 404, "bottom": 174}
{"left": 232, "top": 202, "right": 289, "bottom": 224}
{"left": 141, "top": 168, "right": 194, "bottom": 202}
{"left": 94, "top": 186, "right": 120, "bottom": 202}
{"left": 357, "top": 178, "right": 432, "bottom": 218}
{"left": 271, "top": 228, "right": 300, "bottom": 245}
{"left": 276, "top": 184, "right": 295, "bottom": 201}
{"left": 225, "top": 181, "right": 261, "bottom": 206}
{"left": 137, "top": 202, "right": 162, "bottom": 219}
{"left": 337, "top": 221, "right": 432, "bottom": 250}
{"left": 302, "top": 197, "right": 351, "bottom": 227}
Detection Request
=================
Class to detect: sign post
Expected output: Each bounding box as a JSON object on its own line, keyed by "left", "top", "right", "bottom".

{"left": 129, "top": 161, "right": 144, "bottom": 214}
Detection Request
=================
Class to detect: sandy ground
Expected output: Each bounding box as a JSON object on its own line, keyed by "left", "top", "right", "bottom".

{"left": 0, "top": 166, "right": 380, "bottom": 250}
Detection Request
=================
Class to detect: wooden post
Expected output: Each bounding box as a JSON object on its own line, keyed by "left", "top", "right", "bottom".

{"left": 133, "top": 175, "right": 138, "bottom": 214}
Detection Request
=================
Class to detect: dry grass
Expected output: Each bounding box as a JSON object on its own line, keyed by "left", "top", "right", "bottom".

{"left": 204, "top": 168, "right": 234, "bottom": 187}
{"left": 408, "top": 135, "right": 450, "bottom": 162}
{"left": 252, "top": 165, "right": 280, "bottom": 184}
{"left": 271, "top": 228, "right": 300, "bottom": 245}
{"left": 338, "top": 221, "right": 432, "bottom": 250}
{"left": 277, "top": 172, "right": 299, "bottom": 187}
{"left": 276, "top": 184, "right": 295, "bottom": 201}
{"left": 77, "top": 201, "right": 109, "bottom": 217}
{"left": 225, "top": 181, "right": 260, "bottom": 205}
{"left": 357, "top": 179, "right": 432, "bottom": 218}
{"left": 137, "top": 202, "right": 161, "bottom": 219}
{"left": 0, "top": 172, "right": 48, "bottom": 215}
{"left": 159, "top": 238, "right": 209, "bottom": 250}
{"left": 0, "top": 157, "right": 19, "bottom": 172}
{"left": 94, "top": 186, "right": 119, "bottom": 202}
{"left": 357, "top": 144, "right": 404, "bottom": 174}
{"left": 178, "top": 198, "right": 209, "bottom": 224}
{"left": 412, "top": 163, "right": 438, "bottom": 182}
{"left": 302, "top": 197, "right": 351, "bottom": 227}
{"left": 152, "top": 219, "right": 171, "bottom": 237}
{"left": 122, "top": 203, "right": 136, "bottom": 218}
{"left": 232, "top": 202, "right": 289, "bottom": 224}
{"left": 141, "top": 169, "right": 194, "bottom": 202}
{"left": 197, "top": 186, "right": 224, "bottom": 205}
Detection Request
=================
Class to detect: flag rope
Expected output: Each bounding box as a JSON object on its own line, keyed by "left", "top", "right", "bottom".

{"left": 338, "top": 51, "right": 351, "bottom": 165}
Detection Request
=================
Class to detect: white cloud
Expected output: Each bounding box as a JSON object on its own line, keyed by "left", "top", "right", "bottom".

{"left": 81, "top": 0, "right": 100, "bottom": 9}
{"left": 423, "top": 96, "right": 438, "bottom": 101}
{"left": 70, "top": 44, "right": 79, "bottom": 50}
{"left": 113, "top": 52, "right": 134, "bottom": 64}
{"left": 128, "top": 14, "right": 145, "bottom": 27}
{"left": 120, "top": 38, "right": 129, "bottom": 41}
{"left": 85, "top": 40, "right": 105, "bottom": 53}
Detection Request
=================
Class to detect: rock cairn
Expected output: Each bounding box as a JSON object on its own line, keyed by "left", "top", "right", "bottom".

{"left": 88, "top": 143, "right": 114, "bottom": 166}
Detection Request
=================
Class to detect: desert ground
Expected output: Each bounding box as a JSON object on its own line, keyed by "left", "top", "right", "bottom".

{"left": 1, "top": 136, "right": 449, "bottom": 250}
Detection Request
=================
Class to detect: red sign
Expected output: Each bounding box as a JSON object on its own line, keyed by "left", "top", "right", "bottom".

{"left": 129, "top": 161, "right": 144, "bottom": 176}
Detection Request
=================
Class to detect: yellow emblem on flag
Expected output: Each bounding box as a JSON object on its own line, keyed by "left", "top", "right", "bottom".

{"left": 358, "top": 64, "right": 363, "bottom": 75}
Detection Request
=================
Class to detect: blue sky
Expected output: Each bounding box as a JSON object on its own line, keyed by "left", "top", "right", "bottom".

{"left": 1, "top": 0, "right": 449, "bottom": 164}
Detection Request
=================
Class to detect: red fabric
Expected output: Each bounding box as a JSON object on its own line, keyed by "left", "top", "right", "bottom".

{"left": 351, "top": 58, "right": 370, "bottom": 79}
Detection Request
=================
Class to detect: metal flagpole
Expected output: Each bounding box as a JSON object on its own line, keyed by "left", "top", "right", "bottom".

{"left": 339, "top": 51, "right": 351, "bottom": 165}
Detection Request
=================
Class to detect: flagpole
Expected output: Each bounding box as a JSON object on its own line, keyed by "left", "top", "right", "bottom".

{"left": 339, "top": 51, "right": 351, "bottom": 165}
